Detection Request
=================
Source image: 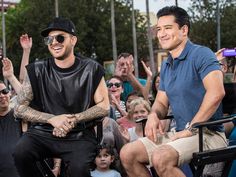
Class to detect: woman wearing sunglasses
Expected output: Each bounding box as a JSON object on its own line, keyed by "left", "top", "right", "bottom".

{"left": 107, "top": 75, "right": 127, "bottom": 120}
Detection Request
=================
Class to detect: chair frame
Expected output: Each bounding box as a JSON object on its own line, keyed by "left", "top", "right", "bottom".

{"left": 190, "top": 114, "right": 236, "bottom": 177}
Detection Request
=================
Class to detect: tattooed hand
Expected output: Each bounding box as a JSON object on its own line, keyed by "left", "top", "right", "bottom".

{"left": 47, "top": 114, "right": 76, "bottom": 137}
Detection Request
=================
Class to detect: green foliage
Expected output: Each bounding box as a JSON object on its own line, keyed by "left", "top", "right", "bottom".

{"left": 188, "top": 0, "right": 236, "bottom": 51}
{"left": 0, "top": 0, "right": 148, "bottom": 77}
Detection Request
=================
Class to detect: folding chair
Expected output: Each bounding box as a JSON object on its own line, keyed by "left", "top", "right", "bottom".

{"left": 190, "top": 114, "right": 236, "bottom": 177}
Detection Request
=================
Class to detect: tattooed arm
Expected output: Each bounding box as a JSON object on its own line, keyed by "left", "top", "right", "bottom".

{"left": 73, "top": 77, "right": 110, "bottom": 122}
{"left": 14, "top": 72, "right": 54, "bottom": 123}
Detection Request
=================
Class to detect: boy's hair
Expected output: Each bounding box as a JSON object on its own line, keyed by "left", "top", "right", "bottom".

{"left": 157, "top": 6, "right": 191, "bottom": 34}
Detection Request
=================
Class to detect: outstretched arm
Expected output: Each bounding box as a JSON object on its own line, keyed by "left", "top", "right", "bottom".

{"left": 2, "top": 57, "right": 22, "bottom": 94}
{"left": 141, "top": 60, "right": 152, "bottom": 100}
{"left": 19, "top": 34, "right": 32, "bottom": 83}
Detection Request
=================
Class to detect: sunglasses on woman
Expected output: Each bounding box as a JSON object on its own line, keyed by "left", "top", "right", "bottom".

{"left": 0, "top": 88, "right": 9, "bottom": 95}
{"left": 44, "top": 34, "right": 67, "bottom": 45}
{"left": 107, "top": 82, "right": 121, "bottom": 88}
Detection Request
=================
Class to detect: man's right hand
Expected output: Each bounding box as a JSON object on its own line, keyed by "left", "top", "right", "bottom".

{"left": 145, "top": 112, "right": 164, "bottom": 143}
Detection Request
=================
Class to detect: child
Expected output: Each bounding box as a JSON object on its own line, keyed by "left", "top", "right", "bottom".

{"left": 91, "top": 144, "right": 121, "bottom": 177}
{"left": 116, "top": 91, "right": 141, "bottom": 129}
{"left": 120, "top": 97, "right": 151, "bottom": 142}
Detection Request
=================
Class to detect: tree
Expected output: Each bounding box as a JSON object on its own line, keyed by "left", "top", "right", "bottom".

{"left": 188, "top": 0, "right": 236, "bottom": 51}
{"left": 0, "top": 0, "right": 148, "bottom": 78}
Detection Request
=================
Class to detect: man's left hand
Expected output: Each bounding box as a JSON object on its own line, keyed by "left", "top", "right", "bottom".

{"left": 170, "top": 129, "right": 194, "bottom": 141}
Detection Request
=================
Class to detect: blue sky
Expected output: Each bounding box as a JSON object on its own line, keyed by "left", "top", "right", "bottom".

{"left": 134, "top": 0, "right": 191, "bottom": 13}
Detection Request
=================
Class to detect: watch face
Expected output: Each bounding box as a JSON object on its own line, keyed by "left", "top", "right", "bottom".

{"left": 185, "top": 122, "right": 198, "bottom": 135}
{"left": 185, "top": 122, "right": 190, "bottom": 129}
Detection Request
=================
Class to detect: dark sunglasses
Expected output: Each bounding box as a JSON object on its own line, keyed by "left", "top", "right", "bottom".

{"left": 44, "top": 34, "right": 66, "bottom": 45}
{"left": 0, "top": 88, "right": 9, "bottom": 95}
{"left": 107, "top": 83, "right": 121, "bottom": 88}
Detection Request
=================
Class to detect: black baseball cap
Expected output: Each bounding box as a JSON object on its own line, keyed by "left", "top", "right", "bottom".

{"left": 41, "top": 17, "right": 76, "bottom": 37}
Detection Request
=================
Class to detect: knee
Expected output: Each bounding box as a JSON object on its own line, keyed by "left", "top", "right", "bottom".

{"left": 152, "top": 150, "right": 165, "bottom": 172}
{"left": 120, "top": 143, "right": 134, "bottom": 166}
{"left": 151, "top": 146, "right": 178, "bottom": 173}
{"left": 120, "top": 142, "right": 138, "bottom": 167}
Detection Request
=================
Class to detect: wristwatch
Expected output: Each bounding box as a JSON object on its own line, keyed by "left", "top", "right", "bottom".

{"left": 185, "top": 122, "right": 198, "bottom": 135}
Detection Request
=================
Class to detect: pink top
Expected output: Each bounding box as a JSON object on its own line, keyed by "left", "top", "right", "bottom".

{"left": 117, "top": 116, "right": 135, "bottom": 129}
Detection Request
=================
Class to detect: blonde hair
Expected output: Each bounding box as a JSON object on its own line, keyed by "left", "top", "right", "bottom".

{"left": 128, "top": 97, "right": 151, "bottom": 116}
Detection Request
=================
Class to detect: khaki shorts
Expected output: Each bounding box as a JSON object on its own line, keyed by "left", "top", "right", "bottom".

{"left": 139, "top": 129, "right": 227, "bottom": 166}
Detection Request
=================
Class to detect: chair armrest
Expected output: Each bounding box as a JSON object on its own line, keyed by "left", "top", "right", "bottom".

{"left": 135, "top": 115, "right": 174, "bottom": 137}
{"left": 192, "top": 114, "right": 236, "bottom": 129}
{"left": 135, "top": 117, "right": 147, "bottom": 124}
{"left": 192, "top": 114, "right": 236, "bottom": 152}
{"left": 135, "top": 115, "right": 174, "bottom": 124}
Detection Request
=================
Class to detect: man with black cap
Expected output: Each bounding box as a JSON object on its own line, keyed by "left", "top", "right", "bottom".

{"left": 13, "top": 17, "right": 110, "bottom": 177}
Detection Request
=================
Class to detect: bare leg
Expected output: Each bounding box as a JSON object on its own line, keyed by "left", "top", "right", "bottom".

{"left": 152, "top": 145, "right": 186, "bottom": 177}
{"left": 120, "top": 140, "right": 152, "bottom": 177}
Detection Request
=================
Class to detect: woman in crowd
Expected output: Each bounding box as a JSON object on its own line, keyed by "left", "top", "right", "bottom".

{"left": 107, "top": 76, "right": 127, "bottom": 120}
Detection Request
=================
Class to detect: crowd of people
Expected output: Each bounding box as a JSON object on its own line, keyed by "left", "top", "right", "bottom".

{"left": 0, "top": 5, "right": 235, "bottom": 177}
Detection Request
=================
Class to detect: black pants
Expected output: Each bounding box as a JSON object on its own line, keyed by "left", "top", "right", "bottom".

{"left": 13, "top": 128, "right": 97, "bottom": 177}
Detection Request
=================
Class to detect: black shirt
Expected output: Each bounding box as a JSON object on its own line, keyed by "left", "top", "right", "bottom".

{"left": 26, "top": 56, "right": 105, "bottom": 115}
{"left": 0, "top": 109, "right": 21, "bottom": 177}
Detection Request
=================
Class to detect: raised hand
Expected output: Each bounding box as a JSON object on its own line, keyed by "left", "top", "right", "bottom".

{"left": 2, "top": 57, "right": 14, "bottom": 79}
{"left": 141, "top": 60, "right": 152, "bottom": 78}
{"left": 115, "top": 56, "right": 134, "bottom": 78}
{"left": 119, "top": 125, "right": 130, "bottom": 142}
{"left": 110, "top": 94, "right": 119, "bottom": 107}
{"left": 20, "top": 34, "right": 32, "bottom": 50}
{"left": 215, "top": 48, "right": 225, "bottom": 61}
